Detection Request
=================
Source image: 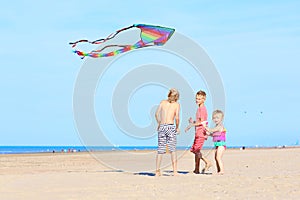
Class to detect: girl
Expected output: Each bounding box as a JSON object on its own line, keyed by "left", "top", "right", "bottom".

{"left": 205, "top": 110, "right": 226, "bottom": 175}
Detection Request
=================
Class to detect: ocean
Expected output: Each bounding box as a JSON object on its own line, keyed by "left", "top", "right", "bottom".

{"left": 0, "top": 145, "right": 270, "bottom": 154}
{"left": 0, "top": 146, "right": 186, "bottom": 154}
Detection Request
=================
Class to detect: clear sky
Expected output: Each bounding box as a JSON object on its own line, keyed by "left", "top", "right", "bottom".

{"left": 1, "top": 0, "right": 299, "bottom": 147}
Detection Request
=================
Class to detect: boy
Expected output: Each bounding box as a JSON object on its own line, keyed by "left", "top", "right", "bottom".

{"left": 155, "top": 88, "right": 180, "bottom": 176}
{"left": 185, "top": 90, "right": 211, "bottom": 174}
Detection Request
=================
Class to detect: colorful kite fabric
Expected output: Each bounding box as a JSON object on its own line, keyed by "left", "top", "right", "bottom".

{"left": 69, "top": 24, "right": 175, "bottom": 59}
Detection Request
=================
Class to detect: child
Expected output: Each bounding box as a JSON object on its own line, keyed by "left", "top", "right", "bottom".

{"left": 205, "top": 110, "right": 226, "bottom": 175}
{"left": 185, "top": 90, "right": 211, "bottom": 174}
{"left": 155, "top": 88, "right": 180, "bottom": 176}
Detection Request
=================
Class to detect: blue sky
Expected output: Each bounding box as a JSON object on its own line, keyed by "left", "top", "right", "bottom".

{"left": 1, "top": 0, "right": 299, "bottom": 147}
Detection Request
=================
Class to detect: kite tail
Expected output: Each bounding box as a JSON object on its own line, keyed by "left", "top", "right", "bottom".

{"left": 92, "top": 25, "right": 135, "bottom": 45}
{"left": 69, "top": 25, "right": 135, "bottom": 48}
{"left": 72, "top": 40, "right": 151, "bottom": 58}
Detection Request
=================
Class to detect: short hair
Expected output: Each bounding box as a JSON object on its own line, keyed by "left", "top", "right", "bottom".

{"left": 212, "top": 109, "right": 224, "bottom": 118}
{"left": 196, "top": 90, "right": 206, "bottom": 97}
{"left": 168, "top": 88, "right": 179, "bottom": 102}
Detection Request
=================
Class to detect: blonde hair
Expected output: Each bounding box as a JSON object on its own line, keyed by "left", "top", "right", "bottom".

{"left": 212, "top": 109, "right": 224, "bottom": 118}
{"left": 168, "top": 88, "right": 179, "bottom": 102}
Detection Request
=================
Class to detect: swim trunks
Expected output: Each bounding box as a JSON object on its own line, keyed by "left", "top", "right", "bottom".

{"left": 190, "top": 136, "right": 206, "bottom": 154}
{"left": 157, "top": 124, "right": 177, "bottom": 154}
{"left": 190, "top": 106, "right": 208, "bottom": 154}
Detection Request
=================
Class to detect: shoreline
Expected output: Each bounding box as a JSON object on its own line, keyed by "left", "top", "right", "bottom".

{"left": 1, "top": 145, "right": 299, "bottom": 156}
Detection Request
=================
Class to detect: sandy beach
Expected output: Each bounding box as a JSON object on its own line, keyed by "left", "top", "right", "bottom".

{"left": 1, "top": 148, "right": 300, "bottom": 200}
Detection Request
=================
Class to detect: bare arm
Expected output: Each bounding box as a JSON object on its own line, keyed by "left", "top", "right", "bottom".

{"left": 155, "top": 103, "right": 162, "bottom": 124}
{"left": 175, "top": 103, "right": 180, "bottom": 133}
{"left": 205, "top": 125, "right": 223, "bottom": 136}
{"left": 185, "top": 118, "right": 207, "bottom": 132}
{"left": 191, "top": 119, "right": 207, "bottom": 127}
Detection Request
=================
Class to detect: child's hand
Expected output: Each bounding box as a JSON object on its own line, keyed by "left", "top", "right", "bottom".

{"left": 185, "top": 124, "right": 192, "bottom": 133}
{"left": 204, "top": 127, "right": 211, "bottom": 136}
{"left": 188, "top": 117, "right": 193, "bottom": 124}
{"left": 200, "top": 120, "right": 208, "bottom": 126}
{"left": 176, "top": 128, "right": 180, "bottom": 134}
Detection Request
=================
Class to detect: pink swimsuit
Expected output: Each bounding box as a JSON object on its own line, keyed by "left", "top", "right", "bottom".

{"left": 212, "top": 128, "right": 226, "bottom": 148}
{"left": 212, "top": 130, "right": 226, "bottom": 142}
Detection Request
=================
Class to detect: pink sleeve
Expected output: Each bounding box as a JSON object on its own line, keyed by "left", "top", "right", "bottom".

{"left": 197, "top": 106, "right": 208, "bottom": 122}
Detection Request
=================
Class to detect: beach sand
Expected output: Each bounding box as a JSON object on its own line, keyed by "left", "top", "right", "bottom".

{"left": 1, "top": 148, "right": 300, "bottom": 200}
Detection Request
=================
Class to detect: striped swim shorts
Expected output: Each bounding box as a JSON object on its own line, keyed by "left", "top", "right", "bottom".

{"left": 157, "top": 124, "right": 177, "bottom": 154}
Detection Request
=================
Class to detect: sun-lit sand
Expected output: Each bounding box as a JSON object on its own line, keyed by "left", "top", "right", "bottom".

{"left": 1, "top": 148, "right": 300, "bottom": 199}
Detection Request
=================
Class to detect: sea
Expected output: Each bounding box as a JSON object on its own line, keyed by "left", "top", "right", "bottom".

{"left": 0, "top": 146, "right": 187, "bottom": 154}
{"left": 0, "top": 145, "right": 220, "bottom": 154}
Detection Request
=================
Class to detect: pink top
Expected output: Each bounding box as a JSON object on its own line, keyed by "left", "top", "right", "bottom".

{"left": 195, "top": 106, "right": 208, "bottom": 138}
{"left": 212, "top": 128, "right": 226, "bottom": 142}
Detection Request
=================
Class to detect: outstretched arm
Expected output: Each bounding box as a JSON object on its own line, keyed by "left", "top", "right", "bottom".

{"left": 185, "top": 119, "right": 207, "bottom": 132}
{"left": 205, "top": 125, "right": 223, "bottom": 136}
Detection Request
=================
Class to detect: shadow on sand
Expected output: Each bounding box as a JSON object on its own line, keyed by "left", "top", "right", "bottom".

{"left": 68, "top": 169, "right": 212, "bottom": 176}
{"left": 134, "top": 170, "right": 190, "bottom": 177}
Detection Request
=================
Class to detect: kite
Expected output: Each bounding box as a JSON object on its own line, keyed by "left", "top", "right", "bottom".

{"left": 69, "top": 24, "right": 175, "bottom": 59}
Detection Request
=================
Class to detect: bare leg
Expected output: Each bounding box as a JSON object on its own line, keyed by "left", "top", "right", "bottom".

{"left": 193, "top": 153, "right": 200, "bottom": 174}
{"left": 215, "top": 149, "right": 220, "bottom": 173}
{"left": 156, "top": 154, "right": 163, "bottom": 176}
{"left": 215, "top": 146, "right": 225, "bottom": 174}
{"left": 170, "top": 151, "right": 178, "bottom": 176}
{"left": 200, "top": 151, "right": 212, "bottom": 173}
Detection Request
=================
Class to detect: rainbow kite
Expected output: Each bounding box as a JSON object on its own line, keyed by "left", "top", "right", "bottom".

{"left": 69, "top": 24, "right": 175, "bottom": 59}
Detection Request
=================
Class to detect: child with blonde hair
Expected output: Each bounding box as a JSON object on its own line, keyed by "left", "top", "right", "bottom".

{"left": 205, "top": 110, "right": 226, "bottom": 175}
{"left": 155, "top": 88, "right": 180, "bottom": 176}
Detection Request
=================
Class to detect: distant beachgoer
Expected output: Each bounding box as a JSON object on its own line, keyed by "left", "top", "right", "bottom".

{"left": 155, "top": 88, "right": 180, "bottom": 176}
{"left": 205, "top": 110, "right": 226, "bottom": 175}
{"left": 185, "top": 90, "right": 211, "bottom": 174}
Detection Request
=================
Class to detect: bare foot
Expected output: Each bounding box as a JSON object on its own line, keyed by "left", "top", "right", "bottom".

{"left": 173, "top": 172, "right": 179, "bottom": 176}
{"left": 193, "top": 170, "right": 200, "bottom": 174}
{"left": 155, "top": 170, "right": 161, "bottom": 177}
{"left": 201, "top": 162, "right": 212, "bottom": 173}
{"left": 217, "top": 171, "right": 224, "bottom": 175}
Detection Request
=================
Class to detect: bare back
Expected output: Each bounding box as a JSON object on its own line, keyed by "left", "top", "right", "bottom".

{"left": 155, "top": 100, "right": 180, "bottom": 125}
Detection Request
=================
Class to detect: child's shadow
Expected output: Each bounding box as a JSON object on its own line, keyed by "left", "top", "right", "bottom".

{"left": 134, "top": 170, "right": 189, "bottom": 177}
{"left": 200, "top": 172, "right": 213, "bottom": 175}
{"left": 134, "top": 172, "right": 156, "bottom": 176}
{"left": 164, "top": 170, "right": 190, "bottom": 175}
